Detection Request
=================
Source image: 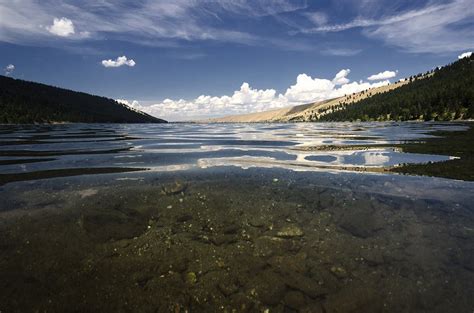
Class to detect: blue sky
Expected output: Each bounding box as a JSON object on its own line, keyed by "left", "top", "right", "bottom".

{"left": 1, "top": 0, "right": 473, "bottom": 120}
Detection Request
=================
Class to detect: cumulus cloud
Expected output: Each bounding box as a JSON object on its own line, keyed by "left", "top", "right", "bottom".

{"left": 4, "top": 64, "right": 15, "bottom": 75}
{"left": 332, "top": 69, "right": 351, "bottom": 85}
{"left": 119, "top": 69, "right": 391, "bottom": 121}
{"left": 367, "top": 70, "right": 397, "bottom": 81}
{"left": 117, "top": 99, "right": 140, "bottom": 107}
{"left": 458, "top": 51, "right": 472, "bottom": 59}
{"left": 101, "top": 56, "right": 136, "bottom": 68}
{"left": 47, "top": 17, "right": 75, "bottom": 37}
{"left": 283, "top": 74, "right": 335, "bottom": 103}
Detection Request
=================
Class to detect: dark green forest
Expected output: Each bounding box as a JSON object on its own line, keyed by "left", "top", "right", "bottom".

{"left": 318, "top": 55, "right": 474, "bottom": 122}
{"left": 0, "top": 76, "right": 166, "bottom": 124}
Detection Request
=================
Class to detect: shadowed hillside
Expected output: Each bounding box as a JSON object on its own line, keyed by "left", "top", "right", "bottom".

{"left": 0, "top": 76, "right": 166, "bottom": 124}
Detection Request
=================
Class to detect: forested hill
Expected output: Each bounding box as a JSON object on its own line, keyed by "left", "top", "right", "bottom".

{"left": 318, "top": 54, "right": 474, "bottom": 122}
{"left": 0, "top": 76, "right": 166, "bottom": 124}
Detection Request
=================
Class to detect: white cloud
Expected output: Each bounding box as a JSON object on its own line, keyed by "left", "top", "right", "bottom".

{"left": 284, "top": 74, "right": 335, "bottom": 103}
{"left": 302, "top": 0, "right": 474, "bottom": 54}
{"left": 363, "top": 151, "right": 390, "bottom": 166}
{"left": 0, "top": 0, "right": 304, "bottom": 47}
{"left": 306, "top": 12, "right": 328, "bottom": 26}
{"left": 117, "top": 99, "right": 140, "bottom": 107}
{"left": 458, "top": 51, "right": 472, "bottom": 59}
{"left": 4, "top": 64, "right": 15, "bottom": 75}
{"left": 119, "top": 69, "right": 391, "bottom": 121}
{"left": 367, "top": 70, "right": 397, "bottom": 81}
{"left": 116, "top": 82, "right": 279, "bottom": 121}
{"left": 332, "top": 69, "right": 351, "bottom": 85}
{"left": 320, "top": 48, "right": 362, "bottom": 56}
{"left": 303, "top": 4, "right": 447, "bottom": 33}
{"left": 47, "top": 17, "right": 75, "bottom": 37}
{"left": 101, "top": 56, "right": 136, "bottom": 68}
{"left": 215, "top": 0, "right": 307, "bottom": 17}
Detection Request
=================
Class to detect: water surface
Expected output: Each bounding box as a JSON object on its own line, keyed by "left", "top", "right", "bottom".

{"left": 0, "top": 122, "right": 464, "bottom": 178}
{"left": 0, "top": 122, "right": 473, "bottom": 312}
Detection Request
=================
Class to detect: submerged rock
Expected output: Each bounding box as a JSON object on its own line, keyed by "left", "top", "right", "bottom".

{"left": 254, "top": 236, "right": 302, "bottom": 257}
{"left": 324, "top": 284, "right": 383, "bottom": 313}
{"left": 268, "top": 253, "right": 307, "bottom": 274}
{"left": 284, "top": 290, "right": 307, "bottom": 310}
{"left": 250, "top": 271, "right": 287, "bottom": 306}
{"left": 185, "top": 272, "right": 197, "bottom": 285}
{"left": 161, "top": 181, "right": 187, "bottom": 195}
{"left": 248, "top": 216, "right": 267, "bottom": 228}
{"left": 276, "top": 225, "right": 304, "bottom": 238}
{"left": 338, "top": 208, "right": 384, "bottom": 238}
{"left": 283, "top": 272, "right": 328, "bottom": 298}
{"left": 218, "top": 281, "right": 239, "bottom": 296}
{"left": 223, "top": 224, "right": 240, "bottom": 234}
{"left": 330, "top": 266, "right": 348, "bottom": 279}
{"left": 360, "top": 248, "right": 385, "bottom": 265}
{"left": 210, "top": 234, "right": 237, "bottom": 246}
{"left": 176, "top": 213, "right": 193, "bottom": 223}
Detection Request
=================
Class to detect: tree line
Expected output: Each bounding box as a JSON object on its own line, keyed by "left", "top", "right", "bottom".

{"left": 0, "top": 76, "right": 166, "bottom": 124}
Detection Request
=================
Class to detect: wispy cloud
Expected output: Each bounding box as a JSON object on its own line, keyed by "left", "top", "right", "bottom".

{"left": 168, "top": 52, "right": 207, "bottom": 60}
{"left": 210, "top": 0, "right": 307, "bottom": 17}
{"left": 302, "top": 2, "right": 451, "bottom": 33}
{"left": 301, "top": 0, "right": 474, "bottom": 54}
{"left": 305, "top": 12, "right": 328, "bottom": 26}
{"left": 320, "top": 48, "right": 362, "bottom": 56}
{"left": 0, "top": 0, "right": 305, "bottom": 48}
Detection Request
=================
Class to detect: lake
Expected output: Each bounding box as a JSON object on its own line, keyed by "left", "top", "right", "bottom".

{"left": 0, "top": 122, "right": 473, "bottom": 312}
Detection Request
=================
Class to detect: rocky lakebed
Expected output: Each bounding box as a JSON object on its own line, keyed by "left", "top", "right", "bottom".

{"left": 1, "top": 168, "right": 473, "bottom": 312}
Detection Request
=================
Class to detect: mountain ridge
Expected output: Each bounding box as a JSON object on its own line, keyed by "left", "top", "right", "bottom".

{"left": 208, "top": 55, "right": 473, "bottom": 123}
{"left": 0, "top": 75, "right": 167, "bottom": 124}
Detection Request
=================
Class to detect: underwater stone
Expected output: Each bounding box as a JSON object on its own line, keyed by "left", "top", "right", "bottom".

{"left": 276, "top": 225, "right": 304, "bottom": 238}
{"left": 176, "top": 213, "right": 193, "bottom": 222}
{"left": 283, "top": 272, "right": 328, "bottom": 298}
{"left": 210, "top": 234, "right": 237, "bottom": 246}
{"left": 161, "top": 181, "right": 187, "bottom": 195}
{"left": 249, "top": 216, "right": 267, "bottom": 228}
{"left": 223, "top": 223, "right": 240, "bottom": 234}
{"left": 338, "top": 207, "right": 384, "bottom": 238}
{"left": 251, "top": 271, "right": 287, "bottom": 306}
{"left": 330, "top": 266, "right": 348, "bottom": 279}
{"left": 218, "top": 281, "right": 239, "bottom": 296}
{"left": 284, "top": 290, "right": 307, "bottom": 310}
{"left": 185, "top": 272, "right": 197, "bottom": 285}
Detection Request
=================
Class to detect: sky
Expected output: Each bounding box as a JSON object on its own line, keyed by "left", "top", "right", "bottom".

{"left": 1, "top": 0, "right": 473, "bottom": 121}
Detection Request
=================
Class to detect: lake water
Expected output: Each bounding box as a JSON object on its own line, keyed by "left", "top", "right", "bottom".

{"left": 0, "top": 122, "right": 473, "bottom": 312}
